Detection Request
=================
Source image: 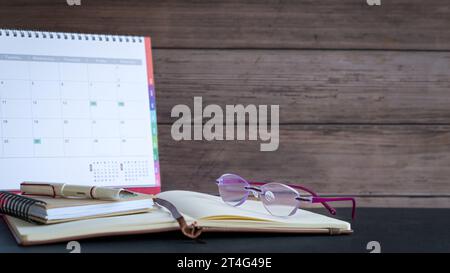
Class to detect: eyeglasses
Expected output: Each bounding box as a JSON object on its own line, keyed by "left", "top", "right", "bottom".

{"left": 215, "top": 173, "right": 356, "bottom": 219}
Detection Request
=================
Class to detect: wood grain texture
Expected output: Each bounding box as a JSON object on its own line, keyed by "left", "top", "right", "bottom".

{"left": 351, "top": 197, "right": 450, "bottom": 208}
{"left": 0, "top": 0, "right": 449, "bottom": 206}
{"left": 296, "top": 197, "right": 450, "bottom": 208}
{"left": 153, "top": 49, "right": 450, "bottom": 124}
{"left": 158, "top": 125, "right": 450, "bottom": 197}
{"left": 0, "top": 0, "right": 450, "bottom": 50}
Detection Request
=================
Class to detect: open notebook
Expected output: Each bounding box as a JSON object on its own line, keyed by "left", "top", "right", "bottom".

{"left": 4, "top": 191, "right": 352, "bottom": 246}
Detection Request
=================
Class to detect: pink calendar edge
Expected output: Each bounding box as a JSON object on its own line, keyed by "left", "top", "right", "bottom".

{"left": 126, "top": 37, "right": 161, "bottom": 195}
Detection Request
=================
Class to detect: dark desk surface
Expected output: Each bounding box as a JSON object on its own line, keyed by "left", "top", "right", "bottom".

{"left": 0, "top": 208, "right": 449, "bottom": 253}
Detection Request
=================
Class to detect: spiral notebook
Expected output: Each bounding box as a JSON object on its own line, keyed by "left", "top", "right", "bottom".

{"left": 0, "top": 191, "right": 154, "bottom": 224}
{"left": 0, "top": 29, "right": 160, "bottom": 193}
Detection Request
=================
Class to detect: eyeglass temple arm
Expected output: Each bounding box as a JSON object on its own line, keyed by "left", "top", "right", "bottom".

{"left": 312, "top": 197, "right": 356, "bottom": 219}
{"left": 249, "top": 182, "right": 338, "bottom": 216}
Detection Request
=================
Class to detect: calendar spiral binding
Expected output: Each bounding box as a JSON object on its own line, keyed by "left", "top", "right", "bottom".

{"left": 0, "top": 191, "right": 46, "bottom": 223}
{"left": 0, "top": 28, "right": 143, "bottom": 43}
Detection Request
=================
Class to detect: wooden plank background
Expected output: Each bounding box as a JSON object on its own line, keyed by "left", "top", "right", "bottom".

{"left": 154, "top": 49, "right": 450, "bottom": 124}
{"left": 0, "top": 0, "right": 449, "bottom": 207}
{"left": 1, "top": 0, "right": 450, "bottom": 50}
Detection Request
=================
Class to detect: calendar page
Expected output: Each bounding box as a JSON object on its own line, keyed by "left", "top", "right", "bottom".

{"left": 0, "top": 30, "right": 160, "bottom": 192}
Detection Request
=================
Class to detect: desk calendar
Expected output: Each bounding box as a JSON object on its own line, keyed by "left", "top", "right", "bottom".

{"left": 0, "top": 29, "right": 160, "bottom": 193}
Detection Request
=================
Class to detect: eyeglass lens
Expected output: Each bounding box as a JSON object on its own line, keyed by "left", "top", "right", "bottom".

{"left": 218, "top": 174, "right": 249, "bottom": 206}
{"left": 260, "top": 183, "right": 300, "bottom": 216}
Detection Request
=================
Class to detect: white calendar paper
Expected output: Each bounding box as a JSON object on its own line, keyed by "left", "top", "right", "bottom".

{"left": 0, "top": 30, "right": 160, "bottom": 191}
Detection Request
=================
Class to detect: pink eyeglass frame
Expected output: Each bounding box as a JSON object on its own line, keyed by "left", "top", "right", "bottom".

{"left": 216, "top": 174, "right": 356, "bottom": 219}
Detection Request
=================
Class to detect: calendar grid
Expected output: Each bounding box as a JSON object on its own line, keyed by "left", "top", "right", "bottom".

{"left": 27, "top": 61, "right": 36, "bottom": 157}
{"left": 86, "top": 61, "right": 94, "bottom": 155}
{"left": 0, "top": 69, "right": 152, "bottom": 158}
{"left": 57, "top": 62, "right": 65, "bottom": 156}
